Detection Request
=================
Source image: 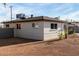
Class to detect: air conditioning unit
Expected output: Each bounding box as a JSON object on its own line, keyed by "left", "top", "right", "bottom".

{"left": 16, "top": 13, "right": 26, "bottom": 19}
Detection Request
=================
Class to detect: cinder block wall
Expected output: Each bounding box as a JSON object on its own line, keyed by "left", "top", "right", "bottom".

{"left": 75, "top": 26, "right": 79, "bottom": 33}
{"left": 0, "top": 28, "right": 14, "bottom": 39}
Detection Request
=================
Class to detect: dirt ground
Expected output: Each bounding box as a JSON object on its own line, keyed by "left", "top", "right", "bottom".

{"left": 0, "top": 35, "right": 79, "bottom": 56}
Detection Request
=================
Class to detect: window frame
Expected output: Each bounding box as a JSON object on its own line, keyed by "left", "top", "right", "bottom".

{"left": 16, "top": 24, "right": 21, "bottom": 29}
{"left": 32, "top": 23, "right": 39, "bottom": 29}
{"left": 50, "top": 23, "right": 57, "bottom": 29}
{"left": 6, "top": 24, "right": 9, "bottom": 28}
{"left": 32, "top": 23, "right": 35, "bottom": 28}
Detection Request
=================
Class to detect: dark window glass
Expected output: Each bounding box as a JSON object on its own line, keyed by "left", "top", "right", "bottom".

{"left": 6, "top": 24, "right": 9, "bottom": 28}
{"left": 55, "top": 24, "right": 57, "bottom": 29}
{"left": 16, "top": 24, "right": 21, "bottom": 29}
{"left": 51, "top": 23, "right": 57, "bottom": 29}
{"left": 51, "top": 23, "right": 54, "bottom": 29}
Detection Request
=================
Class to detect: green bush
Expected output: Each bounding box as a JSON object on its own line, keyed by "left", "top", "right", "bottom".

{"left": 59, "top": 31, "right": 66, "bottom": 40}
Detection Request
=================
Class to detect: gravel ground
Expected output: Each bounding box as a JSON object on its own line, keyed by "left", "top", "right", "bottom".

{"left": 0, "top": 35, "right": 79, "bottom": 56}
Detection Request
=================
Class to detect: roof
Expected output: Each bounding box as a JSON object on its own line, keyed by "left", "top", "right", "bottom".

{"left": 68, "top": 22, "right": 79, "bottom": 25}
{"left": 2, "top": 16, "right": 66, "bottom": 23}
{"left": 71, "top": 22, "right": 79, "bottom": 23}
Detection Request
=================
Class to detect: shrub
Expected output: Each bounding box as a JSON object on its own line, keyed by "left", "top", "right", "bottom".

{"left": 59, "top": 31, "right": 66, "bottom": 40}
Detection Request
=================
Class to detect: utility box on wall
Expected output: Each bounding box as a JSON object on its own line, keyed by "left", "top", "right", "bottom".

{"left": 16, "top": 13, "right": 26, "bottom": 19}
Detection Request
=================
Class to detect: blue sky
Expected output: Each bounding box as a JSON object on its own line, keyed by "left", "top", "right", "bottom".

{"left": 0, "top": 3, "right": 79, "bottom": 22}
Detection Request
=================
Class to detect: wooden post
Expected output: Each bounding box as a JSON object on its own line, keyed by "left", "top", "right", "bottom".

{"left": 67, "top": 21, "right": 68, "bottom": 39}
{"left": 65, "top": 19, "right": 68, "bottom": 39}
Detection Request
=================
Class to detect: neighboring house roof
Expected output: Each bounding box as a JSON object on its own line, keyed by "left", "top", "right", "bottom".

{"left": 2, "top": 16, "right": 66, "bottom": 23}
{"left": 68, "top": 22, "right": 79, "bottom": 24}
{"left": 71, "top": 22, "right": 79, "bottom": 23}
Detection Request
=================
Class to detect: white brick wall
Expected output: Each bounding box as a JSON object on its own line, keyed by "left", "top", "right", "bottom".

{"left": 4, "top": 21, "right": 65, "bottom": 41}
{"left": 44, "top": 22, "right": 65, "bottom": 41}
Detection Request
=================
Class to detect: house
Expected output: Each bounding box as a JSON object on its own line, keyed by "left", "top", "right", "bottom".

{"left": 2, "top": 16, "right": 66, "bottom": 41}
{"left": 66, "top": 22, "right": 79, "bottom": 35}
{"left": 67, "top": 22, "right": 75, "bottom": 34}
{"left": 70, "top": 22, "right": 79, "bottom": 33}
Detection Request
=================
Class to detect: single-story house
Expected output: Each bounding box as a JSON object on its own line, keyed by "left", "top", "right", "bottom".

{"left": 2, "top": 16, "right": 66, "bottom": 41}
{"left": 70, "top": 22, "right": 79, "bottom": 33}
{"left": 67, "top": 22, "right": 75, "bottom": 34}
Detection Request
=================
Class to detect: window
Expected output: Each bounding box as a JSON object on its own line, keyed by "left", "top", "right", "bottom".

{"left": 51, "top": 23, "right": 57, "bottom": 29}
{"left": 32, "top": 23, "right": 39, "bottom": 28}
{"left": 51, "top": 23, "right": 54, "bottom": 29}
{"left": 32, "top": 23, "right": 35, "bottom": 27}
{"left": 6, "top": 24, "right": 9, "bottom": 28}
{"left": 55, "top": 24, "right": 57, "bottom": 29}
{"left": 16, "top": 24, "right": 21, "bottom": 29}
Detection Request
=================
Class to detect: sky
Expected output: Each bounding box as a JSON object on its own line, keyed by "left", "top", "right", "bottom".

{"left": 0, "top": 3, "right": 79, "bottom": 22}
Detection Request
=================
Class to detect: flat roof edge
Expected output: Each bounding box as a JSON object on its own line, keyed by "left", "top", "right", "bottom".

{"left": 2, "top": 16, "right": 66, "bottom": 23}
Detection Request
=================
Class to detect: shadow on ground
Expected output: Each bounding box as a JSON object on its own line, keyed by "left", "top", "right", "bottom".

{"left": 0, "top": 38, "right": 40, "bottom": 47}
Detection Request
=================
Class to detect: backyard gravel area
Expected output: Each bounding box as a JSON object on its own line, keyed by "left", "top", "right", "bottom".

{"left": 0, "top": 35, "right": 79, "bottom": 56}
